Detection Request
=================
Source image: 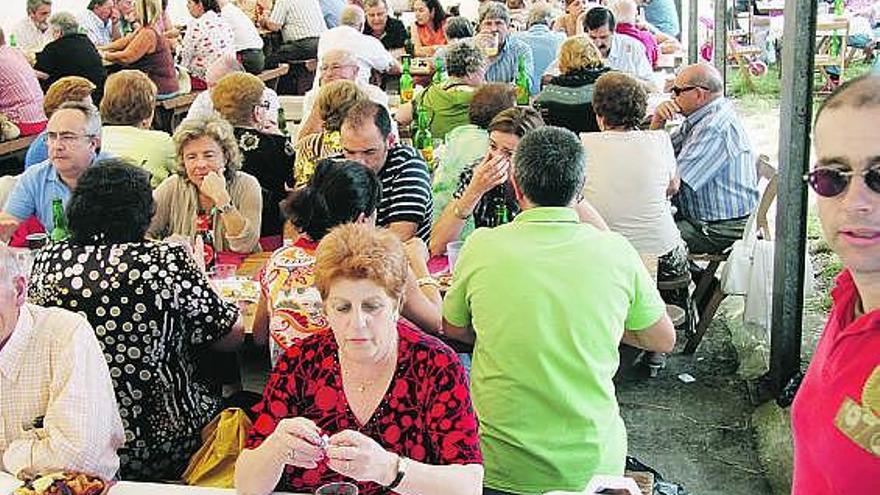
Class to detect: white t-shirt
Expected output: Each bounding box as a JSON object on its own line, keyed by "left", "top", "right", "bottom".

{"left": 186, "top": 87, "right": 280, "bottom": 126}
{"left": 581, "top": 130, "right": 682, "bottom": 256}
{"left": 317, "top": 25, "right": 395, "bottom": 86}
{"left": 221, "top": 3, "right": 264, "bottom": 51}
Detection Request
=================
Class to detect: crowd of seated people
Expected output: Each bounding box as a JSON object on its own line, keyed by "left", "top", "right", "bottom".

{"left": 0, "top": 0, "right": 783, "bottom": 493}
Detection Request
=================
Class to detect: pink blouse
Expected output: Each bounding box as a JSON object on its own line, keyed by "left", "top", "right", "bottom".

{"left": 179, "top": 10, "right": 236, "bottom": 81}
{"left": 0, "top": 46, "right": 47, "bottom": 126}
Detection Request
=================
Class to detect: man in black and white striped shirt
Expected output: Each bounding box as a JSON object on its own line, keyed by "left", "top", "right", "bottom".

{"left": 340, "top": 101, "right": 433, "bottom": 242}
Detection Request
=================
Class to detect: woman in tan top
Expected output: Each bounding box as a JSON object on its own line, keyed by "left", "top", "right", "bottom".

{"left": 148, "top": 114, "right": 263, "bottom": 254}
{"left": 99, "top": 0, "right": 179, "bottom": 96}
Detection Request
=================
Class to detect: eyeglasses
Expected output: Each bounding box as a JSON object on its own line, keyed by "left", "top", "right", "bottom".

{"left": 46, "top": 132, "right": 96, "bottom": 144}
{"left": 804, "top": 167, "right": 880, "bottom": 197}
{"left": 321, "top": 63, "right": 355, "bottom": 72}
{"left": 671, "top": 85, "right": 706, "bottom": 96}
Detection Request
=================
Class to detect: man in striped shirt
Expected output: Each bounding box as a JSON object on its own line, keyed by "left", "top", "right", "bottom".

{"left": 340, "top": 101, "right": 433, "bottom": 242}
{"left": 650, "top": 63, "right": 758, "bottom": 254}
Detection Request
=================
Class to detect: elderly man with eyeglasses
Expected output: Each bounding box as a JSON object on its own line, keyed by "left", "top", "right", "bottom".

{"left": 650, "top": 62, "right": 759, "bottom": 255}
{"left": 0, "top": 102, "right": 107, "bottom": 242}
{"left": 792, "top": 74, "right": 880, "bottom": 495}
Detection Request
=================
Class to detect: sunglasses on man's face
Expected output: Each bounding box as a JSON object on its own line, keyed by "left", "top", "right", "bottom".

{"left": 671, "top": 85, "right": 705, "bottom": 96}
{"left": 804, "top": 167, "right": 880, "bottom": 197}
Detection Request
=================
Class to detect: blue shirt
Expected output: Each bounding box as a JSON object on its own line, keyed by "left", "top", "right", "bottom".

{"left": 672, "top": 98, "right": 759, "bottom": 221}
{"left": 78, "top": 9, "right": 113, "bottom": 46}
{"left": 644, "top": 0, "right": 680, "bottom": 37}
{"left": 319, "top": 0, "right": 346, "bottom": 28}
{"left": 485, "top": 35, "right": 534, "bottom": 89}
{"left": 512, "top": 24, "right": 564, "bottom": 94}
{"left": 4, "top": 154, "right": 107, "bottom": 230}
{"left": 24, "top": 130, "right": 48, "bottom": 168}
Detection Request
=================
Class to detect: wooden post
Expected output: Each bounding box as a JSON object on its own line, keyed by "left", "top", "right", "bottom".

{"left": 759, "top": 0, "right": 817, "bottom": 402}
{"left": 688, "top": 0, "right": 700, "bottom": 64}
{"left": 713, "top": 0, "right": 728, "bottom": 92}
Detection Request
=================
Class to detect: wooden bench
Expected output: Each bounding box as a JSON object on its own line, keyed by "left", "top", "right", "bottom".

{"left": 155, "top": 91, "right": 202, "bottom": 133}
{"left": 0, "top": 134, "right": 38, "bottom": 177}
{"left": 257, "top": 63, "right": 289, "bottom": 91}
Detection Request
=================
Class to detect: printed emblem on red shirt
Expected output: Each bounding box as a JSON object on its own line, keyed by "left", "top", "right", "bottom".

{"left": 834, "top": 366, "right": 880, "bottom": 456}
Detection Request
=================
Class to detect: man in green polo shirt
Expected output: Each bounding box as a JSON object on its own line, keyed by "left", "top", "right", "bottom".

{"left": 443, "top": 126, "right": 675, "bottom": 495}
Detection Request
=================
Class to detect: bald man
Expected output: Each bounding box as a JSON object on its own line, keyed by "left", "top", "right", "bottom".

{"left": 316, "top": 4, "right": 400, "bottom": 87}
{"left": 650, "top": 63, "right": 759, "bottom": 255}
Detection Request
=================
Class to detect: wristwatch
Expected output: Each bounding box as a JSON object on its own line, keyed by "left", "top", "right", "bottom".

{"left": 453, "top": 202, "right": 472, "bottom": 220}
{"left": 384, "top": 455, "right": 408, "bottom": 491}
{"left": 215, "top": 201, "right": 235, "bottom": 214}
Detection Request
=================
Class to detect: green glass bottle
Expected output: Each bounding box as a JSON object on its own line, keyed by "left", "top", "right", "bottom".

{"left": 515, "top": 54, "right": 530, "bottom": 105}
{"left": 830, "top": 0, "right": 845, "bottom": 56}
{"left": 413, "top": 107, "right": 434, "bottom": 171}
{"left": 432, "top": 56, "right": 447, "bottom": 85}
{"left": 400, "top": 56, "right": 414, "bottom": 103}
{"left": 50, "top": 198, "right": 69, "bottom": 243}
{"left": 493, "top": 193, "right": 509, "bottom": 227}
{"left": 278, "top": 107, "right": 288, "bottom": 136}
{"left": 9, "top": 34, "right": 17, "bottom": 48}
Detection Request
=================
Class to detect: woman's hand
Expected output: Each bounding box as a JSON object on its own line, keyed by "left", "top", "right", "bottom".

{"left": 464, "top": 153, "right": 509, "bottom": 200}
{"left": 326, "top": 430, "right": 398, "bottom": 486}
{"left": 403, "top": 237, "right": 430, "bottom": 268}
{"left": 265, "top": 417, "right": 325, "bottom": 469}
{"left": 198, "top": 171, "right": 232, "bottom": 207}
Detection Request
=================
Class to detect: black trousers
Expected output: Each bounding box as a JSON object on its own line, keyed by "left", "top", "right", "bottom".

{"left": 239, "top": 48, "right": 266, "bottom": 74}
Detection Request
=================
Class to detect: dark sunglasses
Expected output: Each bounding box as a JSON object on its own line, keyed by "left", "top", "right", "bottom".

{"left": 671, "top": 85, "right": 705, "bottom": 96}
{"left": 804, "top": 167, "right": 880, "bottom": 197}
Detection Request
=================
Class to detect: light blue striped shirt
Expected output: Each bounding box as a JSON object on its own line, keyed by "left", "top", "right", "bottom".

{"left": 78, "top": 9, "right": 113, "bottom": 46}
{"left": 672, "top": 98, "right": 759, "bottom": 221}
{"left": 511, "top": 25, "right": 564, "bottom": 94}
{"left": 485, "top": 35, "right": 534, "bottom": 89}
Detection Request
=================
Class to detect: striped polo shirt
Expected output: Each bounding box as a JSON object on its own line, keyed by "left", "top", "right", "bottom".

{"left": 672, "top": 97, "right": 759, "bottom": 222}
{"left": 377, "top": 145, "right": 434, "bottom": 241}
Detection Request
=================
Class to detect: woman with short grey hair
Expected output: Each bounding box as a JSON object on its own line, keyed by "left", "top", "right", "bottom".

{"left": 33, "top": 11, "right": 107, "bottom": 102}
{"left": 396, "top": 40, "right": 486, "bottom": 138}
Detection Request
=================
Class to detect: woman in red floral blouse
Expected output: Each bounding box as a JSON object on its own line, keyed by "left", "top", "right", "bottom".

{"left": 236, "top": 223, "right": 483, "bottom": 495}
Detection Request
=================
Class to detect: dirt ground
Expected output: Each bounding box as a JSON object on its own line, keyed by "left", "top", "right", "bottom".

{"left": 617, "top": 315, "right": 772, "bottom": 495}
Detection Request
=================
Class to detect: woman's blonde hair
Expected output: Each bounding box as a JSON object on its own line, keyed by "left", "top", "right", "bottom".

{"left": 212, "top": 72, "right": 265, "bottom": 127}
{"left": 172, "top": 115, "right": 242, "bottom": 182}
{"left": 100, "top": 70, "right": 157, "bottom": 126}
{"left": 44, "top": 76, "right": 95, "bottom": 117}
{"left": 314, "top": 223, "right": 408, "bottom": 302}
{"left": 317, "top": 80, "right": 369, "bottom": 132}
{"left": 135, "top": 0, "right": 162, "bottom": 26}
{"left": 558, "top": 35, "right": 604, "bottom": 74}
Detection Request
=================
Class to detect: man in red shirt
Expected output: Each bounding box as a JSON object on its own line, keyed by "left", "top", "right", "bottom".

{"left": 792, "top": 74, "right": 880, "bottom": 493}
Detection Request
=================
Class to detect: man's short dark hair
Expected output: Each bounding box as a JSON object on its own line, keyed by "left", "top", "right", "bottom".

{"left": 342, "top": 101, "right": 392, "bottom": 139}
{"left": 468, "top": 83, "right": 517, "bottom": 128}
{"left": 513, "top": 126, "right": 585, "bottom": 207}
{"left": 584, "top": 6, "right": 615, "bottom": 31}
{"left": 815, "top": 74, "right": 880, "bottom": 124}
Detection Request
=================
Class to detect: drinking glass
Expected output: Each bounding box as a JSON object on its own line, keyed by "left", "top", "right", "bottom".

{"left": 475, "top": 32, "right": 499, "bottom": 57}
{"left": 315, "top": 482, "right": 358, "bottom": 495}
{"left": 447, "top": 241, "right": 464, "bottom": 270}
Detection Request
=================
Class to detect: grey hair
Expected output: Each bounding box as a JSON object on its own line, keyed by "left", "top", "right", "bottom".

{"left": 49, "top": 12, "right": 80, "bottom": 36}
{"left": 364, "top": 0, "right": 387, "bottom": 8}
{"left": 608, "top": 0, "right": 637, "bottom": 24}
{"left": 322, "top": 48, "right": 358, "bottom": 66}
{"left": 526, "top": 4, "right": 555, "bottom": 27}
{"left": 27, "top": 0, "right": 52, "bottom": 14}
{"left": 445, "top": 40, "right": 485, "bottom": 77}
{"left": 340, "top": 5, "right": 366, "bottom": 29}
{"left": 56, "top": 101, "right": 103, "bottom": 139}
{"left": 0, "top": 247, "right": 24, "bottom": 285}
{"left": 513, "top": 126, "right": 585, "bottom": 206}
{"left": 479, "top": 1, "right": 510, "bottom": 26}
{"left": 444, "top": 16, "right": 474, "bottom": 40}
{"left": 172, "top": 114, "right": 242, "bottom": 182}
{"left": 686, "top": 63, "right": 724, "bottom": 93}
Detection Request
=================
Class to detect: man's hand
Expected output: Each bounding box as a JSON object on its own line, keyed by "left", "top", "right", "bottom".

{"left": 198, "top": 171, "right": 232, "bottom": 207}
{"left": 650, "top": 100, "right": 682, "bottom": 130}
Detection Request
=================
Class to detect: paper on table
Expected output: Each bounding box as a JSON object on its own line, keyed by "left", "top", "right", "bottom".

{"left": 544, "top": 475, "right": 641, "bottom": 495}
{"left": 0, "top": 471, "right": 22, "bottom": 492}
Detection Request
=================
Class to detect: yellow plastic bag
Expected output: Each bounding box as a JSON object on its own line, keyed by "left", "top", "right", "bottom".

{"left": 182, "top": 408, "right": 253, "bottom": 488}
